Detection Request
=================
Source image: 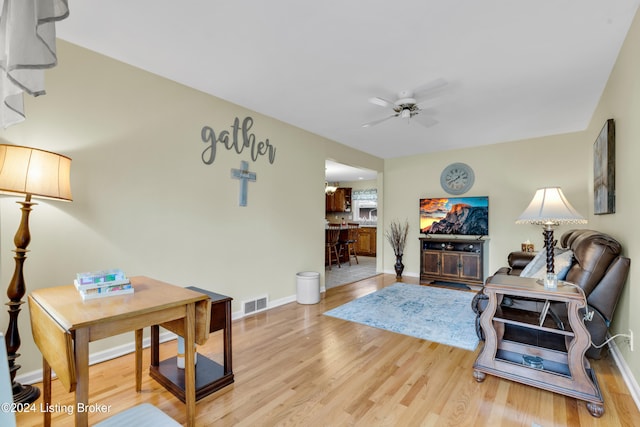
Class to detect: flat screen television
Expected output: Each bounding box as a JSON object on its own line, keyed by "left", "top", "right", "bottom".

{"left": 420, "top": 196, "right": 489, "bottom": 236}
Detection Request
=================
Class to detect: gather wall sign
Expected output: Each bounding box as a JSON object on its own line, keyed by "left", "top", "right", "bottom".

{"left": 200, "top": 116, "right": 277, "bottom": 206}
{"left": 201, "top": 116, "right": 276, "bottom": 165}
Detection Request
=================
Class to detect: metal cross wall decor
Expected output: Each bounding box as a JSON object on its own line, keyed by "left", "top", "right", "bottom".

{"left": 231, "top": 160, "right": 256, "bottom": 206}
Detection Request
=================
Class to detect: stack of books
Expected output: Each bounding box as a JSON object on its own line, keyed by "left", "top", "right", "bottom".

{"left": 74, "top": 269, "right": 133, "bottom": 301}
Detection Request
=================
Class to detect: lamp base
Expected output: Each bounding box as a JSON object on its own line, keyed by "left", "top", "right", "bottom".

{"left": 12, "top": 381, "right": 40, "bottom": 404}
{"left": 542, "top": 227, "right": 555, "bottom": 274}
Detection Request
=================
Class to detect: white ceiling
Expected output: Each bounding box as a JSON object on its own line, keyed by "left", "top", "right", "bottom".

{"left": 325, "top": 160, "right": 377, "bottom": 183}
{"left": 56, "top": 1, "right": 639, "bottom": 164}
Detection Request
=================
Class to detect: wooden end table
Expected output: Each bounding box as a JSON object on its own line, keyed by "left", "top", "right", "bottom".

{"left": 149, "top": 287, "right": 234, "bottom": 402}
{"left": 473, "top": 274, "right": 604, "bottom": 417}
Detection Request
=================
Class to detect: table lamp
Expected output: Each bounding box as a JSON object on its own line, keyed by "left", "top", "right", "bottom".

{"left": 516, "top": 187, "right": 587, "bottom": 277}
{"left": 0, "top": 144, "right": 72, "bottom": 403}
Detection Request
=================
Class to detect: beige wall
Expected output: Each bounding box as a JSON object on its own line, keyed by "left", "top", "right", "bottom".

{"left": 383, "top": 131, "right": 589, "bottom": 276}
{"left": 343, "top": 179, "right": 378, "bottom": 191}
{"left": 0, "top": 41, "right": 382, "bottom": 376}
{"left": 584, "top": 4, "right": 640, "bottom": 384}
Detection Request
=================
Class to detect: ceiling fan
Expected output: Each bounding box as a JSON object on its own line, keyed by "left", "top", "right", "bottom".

{"left": 362, "top": 78, "right": 447, "bottom": 128}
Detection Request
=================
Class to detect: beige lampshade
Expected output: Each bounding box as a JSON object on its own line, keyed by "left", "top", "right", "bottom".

{"left": 516, "top": 187, "right": 586, "bottom": 226}
{"left": 0, "top": 144, "right": 72, "bottom": 201}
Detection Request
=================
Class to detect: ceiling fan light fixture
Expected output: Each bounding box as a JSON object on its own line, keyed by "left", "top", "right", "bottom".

{"left": 363, "top": 78, "right": 447, "bottom": 128}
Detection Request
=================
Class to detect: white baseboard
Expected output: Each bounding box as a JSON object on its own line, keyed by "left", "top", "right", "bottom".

{"left": 383, "top": 269, "right": 419, "bottom": 277}
{"left": 608, "top": 338, "right": 640, "bottom": 410}
{"left": 17, "top": 331, "right": 177, "bottom": 386}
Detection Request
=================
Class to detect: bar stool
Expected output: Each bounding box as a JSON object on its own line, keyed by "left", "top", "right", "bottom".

{"left": 326, "top": 225, "right": 341, "bottom": 270}
{"left": 342, "top": 223, "right": 359, "bottom": 266}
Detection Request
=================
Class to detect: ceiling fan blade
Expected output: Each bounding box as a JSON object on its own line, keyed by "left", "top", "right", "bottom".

{"left": 368, "top": 97, "right": 397, "bottom": 109}
{"left": 416, "top": 107, "right": 437, "bottom": 115}
{"left": 412, "top": 111, "right": 439, "bottom": 128}
{"left": 362, "top": 114, "right": 398, "bottom": 128}
{"left": 413, "top": 78, "right": 448, "bottom": 103}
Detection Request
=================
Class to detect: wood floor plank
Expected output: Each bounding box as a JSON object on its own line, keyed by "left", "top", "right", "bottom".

{"left": 15, "top": 274, "right": 640, "bottom": 426}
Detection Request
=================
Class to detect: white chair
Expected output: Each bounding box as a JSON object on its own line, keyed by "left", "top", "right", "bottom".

{"left": 94, "top": 402, "right": 181, "bottom": 427}
{"left": 0, "top": 334, "right": 16, "bottom": 427}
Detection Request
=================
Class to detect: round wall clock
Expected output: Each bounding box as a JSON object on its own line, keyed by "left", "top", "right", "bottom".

{"left": 440, "top": 162, "right": 475, "bottom": 195}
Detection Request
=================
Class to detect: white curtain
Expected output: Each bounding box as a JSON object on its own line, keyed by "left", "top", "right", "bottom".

{"left": 0, "top": 0, "right": 69, "bottom": 128}
{"left": 352, "top": 189, "right": 377, "bottom": 201}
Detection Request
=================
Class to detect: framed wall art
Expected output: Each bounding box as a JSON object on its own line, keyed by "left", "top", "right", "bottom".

{"left": 593, "top": 118, "right": 615, "bottom": 215}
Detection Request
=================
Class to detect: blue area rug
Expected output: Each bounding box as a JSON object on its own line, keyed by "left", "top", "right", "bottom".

{"left": 324, "top": 283, "right": 479, "bottom": 351}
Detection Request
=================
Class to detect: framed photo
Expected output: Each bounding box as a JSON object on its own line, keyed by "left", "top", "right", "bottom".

{"left": 521, "top": 243, "right": 534, "bottom": 253}
{"left": 593, "top": 118, "right": 615, "bottom": 215}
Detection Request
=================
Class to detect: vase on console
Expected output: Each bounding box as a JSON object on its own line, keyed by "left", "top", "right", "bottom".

{"left": 386, "top": 219, "right": 409, "bottom": 280}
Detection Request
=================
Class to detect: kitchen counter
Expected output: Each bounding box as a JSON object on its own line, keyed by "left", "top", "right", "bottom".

{"left": 325, "top": 223, "right": 377, "bottom": 228}
{"left": 325, "top": 224, "right": 377, "bottom": 261}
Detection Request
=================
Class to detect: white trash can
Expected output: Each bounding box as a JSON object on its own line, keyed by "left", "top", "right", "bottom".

{"left": 296, "top": 271, "right": 320, "bottom": 304}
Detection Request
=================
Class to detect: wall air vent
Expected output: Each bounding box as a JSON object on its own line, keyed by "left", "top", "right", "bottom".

{"left": 242, "top": 295, "right": 268, "bottom": 316}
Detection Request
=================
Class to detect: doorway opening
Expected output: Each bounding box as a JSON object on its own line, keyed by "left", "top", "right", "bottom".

{"left": 325, "top": 160, "right": 379, "bottom": 289}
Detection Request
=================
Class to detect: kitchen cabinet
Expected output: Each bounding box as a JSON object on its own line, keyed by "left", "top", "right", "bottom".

{"left": 326, "top": 187, "right": 352, "bottom": 213}
{"left": 356, "top": 227, "right": 376, "bottom": 256}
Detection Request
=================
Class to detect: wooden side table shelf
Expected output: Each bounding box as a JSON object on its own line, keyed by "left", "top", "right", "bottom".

{"left": 150, "top": 287, "right": 233, "bottom": 402}
{"left": 473, "top": 275, "right": 604, "bottom": 417}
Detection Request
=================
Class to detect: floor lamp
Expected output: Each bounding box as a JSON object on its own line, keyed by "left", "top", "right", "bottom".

{"left": 516, "top": 187, "right": 586, "bottom": 285}
{"left": 0, "top": 144, "right": 72, "bottom": 403}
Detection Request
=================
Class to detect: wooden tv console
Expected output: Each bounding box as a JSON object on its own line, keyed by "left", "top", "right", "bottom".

{"left": 419, "top": 237, "right": 487, "bottom": 290}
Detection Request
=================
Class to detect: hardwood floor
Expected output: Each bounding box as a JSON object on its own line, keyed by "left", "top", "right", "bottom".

{"left": 17, "top": 274, "right": 640, "bottom": 426}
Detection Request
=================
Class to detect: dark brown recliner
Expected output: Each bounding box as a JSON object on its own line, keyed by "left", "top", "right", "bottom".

{"left": 493, "top": 251, "right": 537, "bottom": 276}
{"left": 473, "top": 229, "right": 631, "bottom": 359}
